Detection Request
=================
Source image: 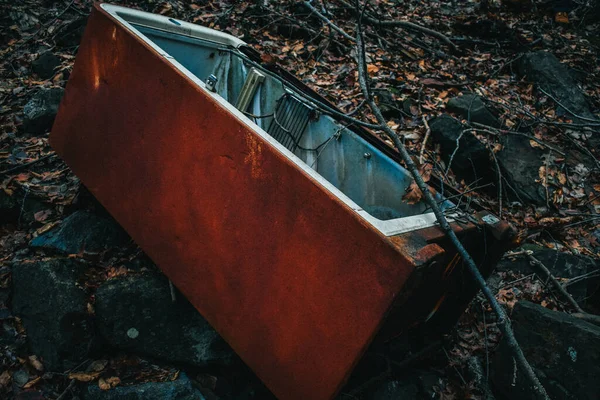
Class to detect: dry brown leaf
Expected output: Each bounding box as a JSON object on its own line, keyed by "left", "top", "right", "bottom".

{"left": 23, "top": 376, "right": 41, "bottom": 389}
{"left": 367, "top": 64, "right": 379, "bottom": 76}
{"left": 99, "top": 376, "right": 121, "bottom": 391}
{"left": 155, "top": 2, "right": 173, "bottom": 15}
{"left": 530, "top": 139, "right": 543, "bottom": 149}
{"left": 69, "top": 371, "right": 101, "bottom": 382}
{"left": 0, "top": 371, "right": 11, "bottom": 388}
{"left": 28, "top": 355, "right": 43, "bottom": 372}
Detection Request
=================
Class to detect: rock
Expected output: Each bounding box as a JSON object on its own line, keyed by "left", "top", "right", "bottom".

{"left": 367, "top": 380, "right": 419, "bottom": 400}
{"left": 491, "top": 301, "right": 600, "bottom": 400}
{"left": 466, "top": 357, "right": 496, "bottom": 400}
{"left": 22, "top": 88, "right": 64, "bottom": 135}
{"left": 30, "top": 210, "right": 129, "bottom": 254}
{"left": 375, "top": 90, "right": 401, "bottom": 119}
{"left": 32, "top": 52, "right": 61, "bottom": 79}
{"left": 0, "top": 189, "right": 46, "bottom": 225}
{"left": 95, "top": 273, "right": 236, "bottom": 368}
{"left": 497, "top": 247, "right": 600, "bottom": 310}
{"left": 429, "top": 114, "right": 493, "bottom": 186}
{"left": 517, "top": 51, "right": 595, "bottom": 121}
{"left": 496, "top": 134, "right": 546, "bottom": 205}
{"left": 12, "top": 369, "right": 29, "bottom": 387}
{"left": 55, "top": 18, "right": 86, "bottom": 48}
{"left": 83, "top": 373, "right": 205, "bottom": 400}
{"left": 446, "top": 94, "right": 501, "bottom": 128}
{"left": 11, "top": 259, "right": 94, "bottom": 371}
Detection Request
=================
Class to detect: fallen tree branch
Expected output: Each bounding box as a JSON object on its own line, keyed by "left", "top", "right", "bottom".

{"left": 525, "top": 251, "right": 585, "bottom": 313}
{"left": 419, "top": 115, "right": 430, "bottom": 164}
{"left": 538, "top": 87, "right": 600, "bottom": 124}
{"left": 572, "top": 313, "right": 600, "bottom": 326}
{"left": 340, "top": 0, "right": 458, "bottom": 50}
{"left": 303, "top": 1, "right": 355, "bottom": 42}
{"left": 354, "top": 11, "right": 549, "bottom": 400}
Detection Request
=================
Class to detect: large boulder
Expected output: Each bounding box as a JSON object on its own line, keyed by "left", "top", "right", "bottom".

{"left": 429, "top": 114, "right": 493, "bottom": 186}
{"left": 11, "top": 259, "right": 94, "bottom": 371}
{"left": 496, "top": 134, "right": 546, "bottom": 205}
{"left": 362, "top": 372, "right": 443, "bottom": 400}
{"left": 0, "top": 189, "right": 46, "bottom": 225}
{"left": 22, "top": 88, "right": 64, "bottom": 135}
{"left": 31, "top": 51, "right": 61, "bottom": 80}
{"left": 491, "top": 301, "right": 600, "bottom": 400}
{"left": 517, "top": 51, "right": 595, "bottom": 121}
{"left": 368, "top": 380, "right": 419, "bottom": 400}
{"left": 95, "top": 273, "right": 236, "bottom": 368}
{"left": 446, "top": 94, "right": 501, "bottom": 128}
{"left": 497, "top": 247, "right": 599, "bottom": 309}
{"left": 30, "top": 210, "right": 129, "bottom": 254}
{"left": 83, "top": 373, "right": 205, "bottom": 400}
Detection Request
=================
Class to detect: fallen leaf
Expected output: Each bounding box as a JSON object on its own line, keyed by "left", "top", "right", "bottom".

{"left": 0, "top": 371, "right": 11, "bottom": 388}
{"left": 69, "top": 371, "right": 101, "bottom": 382}
{"left": 367, "top": 64, "right": 379, "bottom": 76}
{"left": 99, "top": 376, "right": 120, "bottom": 390}
{"left": 23, "top": 376, "right": 41, "bottom": 389}
{"left": 34, "top": 209, "right": 51, "bottom": 223}
{"left": 28, "top": 355, "right": 43, "bottom": 372}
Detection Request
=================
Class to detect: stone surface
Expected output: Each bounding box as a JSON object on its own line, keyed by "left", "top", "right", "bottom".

{"left": 491, "top": 301, "right": 600, "bottom": 400}
{"left": 95, "top": 273, "right": 236, "bottom": 368}
{"left": 83, "top": 373, "right": 205, "bottom": 400}
{"left": 496, "top": 134, "right": 546, "bottom": 205}
{"left": 55, "top": 17, "right": 87, "bottom": 48}
{"left": 497, "top": 247, "right": 599, "bottom": 308}
{"left": 11, "top": 259, "right": 94, "bottom": 371}
{"left": 429, "top": 114, "right": 493, "bottom": 186}
{"left": 31, "top": 51, "right": 60, "bottom": 79}
{"left": 518, "top": 51, "right": 595, "bottom": 121}
{"left": 0, "top": 189, "right": 46, "bottom": 224}
{"left": 367, "top": 380, "right": 420, "bottom": 400}
{"left": 446, "top": 94, "right": 501, "bottom": 128}
{"left": 22, "top": 88, "right": 64, "bottom": 135}
{"left": 30, "top": 210, "right": 129, "bottom": 254}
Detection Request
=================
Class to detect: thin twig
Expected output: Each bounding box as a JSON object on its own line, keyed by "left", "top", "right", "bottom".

{"left": 169, "top": 280, "right": 177, "bottom": 303}
{"left": 354, "top": 10, "right": 549, "bottom": 400}
{"left": 419, "top": 116, "right": 430, "bottom": 164}
{"left": 56, "top": 379, "right": 76, "bottom": 400}
{"left": 303, "top": 1, "right": 355, "bottom": 41}
{"left": 340, "top": 0, "right": 457, "bottom": 50}
{"left": 487, "top": 142, "right": 503, "bottom": 218}
{"left": 539, "top": 87, "right": 600, "bottom": 123}
{"left": 510, "top": 250, "right": 585, "bottom": 313}
{"left": 0, "top": 154, "right": 55, "bottom": 176}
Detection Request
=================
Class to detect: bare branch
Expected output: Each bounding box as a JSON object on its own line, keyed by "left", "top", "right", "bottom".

{"left": 354, "top": 9, "right": 549, "bottom": 400}
{"left": 339, "top": 0, "right": 457, "bottom": 50}
{"left": 303, "top": 1, "right": 355, "bottom": 42}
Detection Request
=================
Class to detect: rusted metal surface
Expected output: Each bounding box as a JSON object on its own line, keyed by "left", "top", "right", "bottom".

{"left": 50, "top": 5, "right": 513, "bottom": 399}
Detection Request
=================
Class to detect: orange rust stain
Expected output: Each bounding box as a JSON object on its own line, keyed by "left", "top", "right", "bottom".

{"left": 244, "top": 130, "right": 265, "bottom": 179}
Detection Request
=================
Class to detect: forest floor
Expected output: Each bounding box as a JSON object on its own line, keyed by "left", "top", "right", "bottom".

{"left": 1, "top": 0, "right": 599, "bottom": 399}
